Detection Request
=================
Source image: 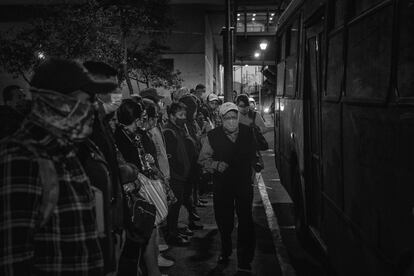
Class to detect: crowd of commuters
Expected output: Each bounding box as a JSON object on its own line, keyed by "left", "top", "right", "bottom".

{"left": 0, "top": 57, "right": 268, "bottom": 276}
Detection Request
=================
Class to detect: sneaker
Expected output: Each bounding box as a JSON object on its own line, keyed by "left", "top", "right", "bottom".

{"left": 167, "top": 235, "right": 190, "bottom": 246}
{"left": 188, "top": 222, "right": 204, "bottom": 230}
{"left": 178, "top": 227, "right": 194, "bottom": 236}
{"left": 189, "top": 212, "right": 201, "bottom": 221}
{"left": 158, "top": 255, "right": 174, "bottom": 267}
{"left": 158, "top": 244, "right": 169, "bottom": 252}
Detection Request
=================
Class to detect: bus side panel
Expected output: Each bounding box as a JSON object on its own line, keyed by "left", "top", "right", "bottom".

{"left": 342, "top": 105, "right": 414, "bottom": 274}
{"left": 321, "top": 102, "right": 343, "bottom": 210}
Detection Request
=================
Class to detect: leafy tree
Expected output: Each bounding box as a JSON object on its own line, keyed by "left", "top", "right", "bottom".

{"left": 0, "top": 0, "right": 181, "bottom": 93}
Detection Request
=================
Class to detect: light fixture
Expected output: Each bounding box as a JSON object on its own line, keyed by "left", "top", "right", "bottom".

{"left": 271, "top": 13, "right": 275, "bottom": 16}
{"left": 260, "top": 41, "right": 268, "bottom": 50}
{"left": 252, "top": 18, "right": 255, "bottom": 21}
{"left": 245, "top": 64, "right": 248, "bottom": 67}
{"left": 254, "top": 52, "right": 260, "bottom": 58}
{"left": 237, "top": 13, "right": 240, "bottom": 16}
{"left": 270, "top": 17, "right": 273, "bottom": 21}
{"left": 253, "top": 13, "right": 256, "bottom": 16}
{"left": 237, "top": 18, "right": 240, "bottom": 21}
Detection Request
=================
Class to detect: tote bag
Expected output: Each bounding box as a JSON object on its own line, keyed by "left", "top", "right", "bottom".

{"left": 137, "top": 173, "right": 168, "bottom": 225}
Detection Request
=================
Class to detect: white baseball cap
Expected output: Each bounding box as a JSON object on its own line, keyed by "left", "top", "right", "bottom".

{"left": 207, "top": 93, "right": 219, "bottom": 102}
{"left": 219, "top": 102, "right": 238, "bottom": 116}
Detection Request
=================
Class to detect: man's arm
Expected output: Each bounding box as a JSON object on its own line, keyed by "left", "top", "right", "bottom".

{"left": 198, "top": 136, "right": 220, "bottom": 173}
{"left": 0, "top": 144, "right": 42, "bottom": 276}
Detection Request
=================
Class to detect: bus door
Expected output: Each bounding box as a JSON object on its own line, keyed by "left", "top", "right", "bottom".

{"left": 304, "top": 12, "right": 325, "bottom": 242}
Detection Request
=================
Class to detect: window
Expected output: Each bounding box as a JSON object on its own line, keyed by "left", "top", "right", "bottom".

{"left": 331, "top": 0, "right": 346, "bottom": 29}
{"left": 287, "top": 20, "right": 299, "bottom": 56}
{"left": 345, "top": 6, "right": 392, "bottom": 102}
{"left": 325, "top": 32, "right": 343, "bottom": 100}
{"left": 276, "top": 62, "right": 285, "bottom": 96}
{"left": 236, "top": 11, "right": 278, "bottom": 33}
{"left": 349, "top": 0, "right": 384, "bottom": 17}
{"left": 397, "top": 0, "right": 414, "bottom": 98}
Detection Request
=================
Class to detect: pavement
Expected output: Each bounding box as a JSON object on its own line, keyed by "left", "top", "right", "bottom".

{"left": 159, "top": 115, "right": 326, "bottom": 276}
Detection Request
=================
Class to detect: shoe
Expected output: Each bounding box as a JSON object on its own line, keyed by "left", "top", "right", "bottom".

{"left": 158, "top": 255, "right": 174, "bottom": 267}
{"left": 167, "top": 235, "right": 190, "bottom": 246}
{"left": 179, "top": 227, "right": 194, "bottom": 236}
{"left": 217, "top": 255, "right": 230, "bottom": 265}
{"left": 189, "top": 212, "right": 201, "bottom": 221}
{"left": 158, "top": 244, "right": 169, "bottom": 252}
{"left": 188, "top": 222, "right": 204, "bottom": 230}
{"left": 196, "top": 201, "right": 207, "bottom": 207}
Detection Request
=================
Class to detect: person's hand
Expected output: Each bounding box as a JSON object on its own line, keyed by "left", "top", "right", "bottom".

{"left": 216, "top": 161, "right": 229, "bottom": 173}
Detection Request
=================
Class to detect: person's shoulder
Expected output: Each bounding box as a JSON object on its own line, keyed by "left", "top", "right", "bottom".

{"left": 0, "top": 137, "right": 40, "bottom": 167}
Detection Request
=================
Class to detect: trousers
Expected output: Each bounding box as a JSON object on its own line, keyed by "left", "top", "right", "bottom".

{"left": 213, "top": 179, "right": 255, "bottom": 266}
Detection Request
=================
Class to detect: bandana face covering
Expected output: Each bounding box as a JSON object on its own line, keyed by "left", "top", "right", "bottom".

{"left": 30, "top": 88, "right": 95, "bottom": 142}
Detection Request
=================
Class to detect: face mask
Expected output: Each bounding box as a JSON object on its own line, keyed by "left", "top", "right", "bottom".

{"left": 176, "top": 118, "right": 186, "bottom": 127}
{"left": 30, "top": 88, "right": 95, "bottom": 141}
{"left": 101, "top": 93, "right": 122, "bottom": 114}
{"left": 223, "top": 118, "right": 238, "bottom": 133}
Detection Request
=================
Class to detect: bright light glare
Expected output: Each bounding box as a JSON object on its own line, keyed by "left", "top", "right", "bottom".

{"left": 37, "top": 51, "right": 46, "bottom": 60}
{"left": 237, "top": 13, "right": 240, "bottom": 16}
{"left": 264, "top": 107, "right": 270, "bottom": 113}
{"left": 254, "top": 52, "right": 260, "bottom": 58}
{"left": 245, "top": 64, "right": 248, "bottom": 67}
{"left": 237, "top": 18, "right": 240, "bottom": 21}
{"left": 271, "top": 13, "right": 275, "bottom": 16}
{"left": 260, "top": 42, "right": 268, "bottom": 50}
{"left": 253, "top": 13, "right": 256, "bottom": 16}
{"left": 270, "top": 17, "right": 273, "bottom": 21}
{"left": 252, "top": 18, "right": 255, "bottom": 21}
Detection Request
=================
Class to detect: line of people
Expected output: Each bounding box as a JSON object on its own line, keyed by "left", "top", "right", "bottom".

{"left": 0, "top": 57, "right": 268, "bottom": 276}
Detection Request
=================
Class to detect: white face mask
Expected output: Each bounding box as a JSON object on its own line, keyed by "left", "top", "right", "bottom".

{"left": 102, "top": 93, "right": 122, "bottom": 114}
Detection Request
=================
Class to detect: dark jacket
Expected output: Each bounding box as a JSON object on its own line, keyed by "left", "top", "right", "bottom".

{"left": 207, "top": 124, "right": 256, "bottom": 187}
{"left": 163, "top": 121, "right": 191, "bottom": 182}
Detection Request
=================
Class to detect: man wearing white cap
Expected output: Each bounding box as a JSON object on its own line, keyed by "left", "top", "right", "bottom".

{"left": 198, "top": 102, "right": 256, "bottom": 275}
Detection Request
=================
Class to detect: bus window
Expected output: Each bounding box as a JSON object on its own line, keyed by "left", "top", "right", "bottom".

{"left": 345, "top": 5, "right": 392, "bottom": 102}
{"left": 276, "top": 62, "right": 285, "bottom": 96}
{"left": 325, "top": 32, "right": 343, "bottom": 100}
{"left": 397, "top": 0, "right": 414, "bottom": 98}
{"left": 333, "top": 0, "right": 346, "bottom": 28}
{"left": 285, "top": 20, "right": 299, "bottom": 97}
{"left": 350, "top": 0, "right": 384, "bottom": 17}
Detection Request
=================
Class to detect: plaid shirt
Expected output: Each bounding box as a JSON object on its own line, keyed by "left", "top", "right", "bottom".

{"left": 0, "top": 121, "right": 104, "bottom": 276}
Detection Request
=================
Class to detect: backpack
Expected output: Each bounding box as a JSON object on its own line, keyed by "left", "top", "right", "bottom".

{"left": 4, "top": 138, "right": 59, "bottom": 228}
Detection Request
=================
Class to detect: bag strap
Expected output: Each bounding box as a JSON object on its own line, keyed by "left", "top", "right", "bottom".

{"left": 6, "top": 138, "right": 59, "bottom": 228}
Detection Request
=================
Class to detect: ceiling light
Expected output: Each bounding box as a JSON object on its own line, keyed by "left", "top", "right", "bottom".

{"left": 270, "top": 17, "right": 273, "bottom": 21}
{"left": 260, "top": 41, "right": 268, "bottom": 50}
{"left": 271, "top": 13, "right": 275, "bottom": 16}
{"left": 252, "top": 18, "right": 255, "bottom": 21}
{"left": 254, "top": 52, "right": 260, "bottom": 58}
{"left": 237, "top": 13, "right": 240, "bottom": 16}
{"left": 245, "top": 64, "right": 248, "bottom": 67}
{"left": 237, "top": 18, "right": 240, "bottom": 21}
{"left": 253, "top": 13, "right": 256, "bottom": 16}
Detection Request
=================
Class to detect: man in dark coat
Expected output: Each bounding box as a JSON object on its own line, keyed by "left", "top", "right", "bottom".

{"left": 198, "top": 102, "right": 256, "bottom": 275}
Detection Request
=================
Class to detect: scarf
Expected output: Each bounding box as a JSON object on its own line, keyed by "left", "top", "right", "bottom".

{"left": 29, "top": 88, "right": 95, "bottom": 142}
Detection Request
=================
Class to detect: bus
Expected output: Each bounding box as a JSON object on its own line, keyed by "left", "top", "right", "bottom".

{"left": 273, "top": 0, "right": 414, "bottom": 275}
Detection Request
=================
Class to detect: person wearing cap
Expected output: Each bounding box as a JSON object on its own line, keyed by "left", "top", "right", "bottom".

{"left": 206, "top": 93, "right": 221, "bottom": 129}
{"left": 171, "top": 87, "right": 190, "bottom": 103}
{"left": 198, "top": 102, "right": 256, "bottom": 274}
{"left": 0, "top": 58, "right": 118, "bottom": 275}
